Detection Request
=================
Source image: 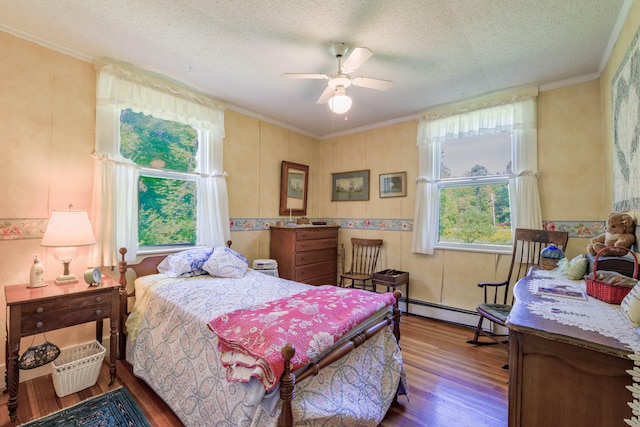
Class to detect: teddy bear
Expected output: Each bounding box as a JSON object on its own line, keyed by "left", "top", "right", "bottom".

{"left": 586, "top": 212, "right": 636, "bottom": 257}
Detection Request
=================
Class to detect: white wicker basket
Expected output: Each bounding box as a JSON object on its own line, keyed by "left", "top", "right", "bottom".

{"left": 51, "top": 341, "right": 106, "bottom": 397}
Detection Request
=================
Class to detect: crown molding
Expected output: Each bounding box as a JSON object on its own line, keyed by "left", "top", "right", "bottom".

{"left": 0, "top": 24, "right": 93, "bottom": 63}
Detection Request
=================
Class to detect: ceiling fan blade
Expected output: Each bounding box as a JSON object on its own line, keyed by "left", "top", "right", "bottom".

{"left": 281, "top": 73, "right": 328, "bottom": 79}
{"left": 317, "top": 86, "right": 336, "bottom": 104}
{"left": 351, "top": 76, "right": 393, "bottom": 91}
{"left": 341, "top": 47, "right": 373, "bottom": 73}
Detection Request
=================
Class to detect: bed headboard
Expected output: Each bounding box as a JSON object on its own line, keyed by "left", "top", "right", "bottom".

{"left": 118, "top": 241, "right": 233, "bottom": 286}
{"left": 118, "top": 248, "right": 165, "bottom": 286}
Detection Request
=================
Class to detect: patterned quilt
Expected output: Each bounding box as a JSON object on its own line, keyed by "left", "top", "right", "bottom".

{"left": 126, "top": 269, "right": 405, "bottom": 427}
{"left": 209, "top": 286, "right": 396, "bottom": 390}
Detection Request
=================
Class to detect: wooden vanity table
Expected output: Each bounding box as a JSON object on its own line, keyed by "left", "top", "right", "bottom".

{"left": 507, "top": 268, "right": 634, "bottom": 427}
{"left": 4, "top": 278, "right": 121, "bottom": 422}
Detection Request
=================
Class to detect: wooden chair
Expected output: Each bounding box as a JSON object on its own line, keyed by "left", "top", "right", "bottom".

{"left": 339, "top": 238, "right": 383, "bottom": 291}
{"left": 467, "top": 228, "right": 569, "bottom": 350}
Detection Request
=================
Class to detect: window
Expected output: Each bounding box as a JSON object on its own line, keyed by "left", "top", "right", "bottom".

{"left": 93, "top": 62, "right": 227, "bottom": 266}
{"left": 411, "top": 96, "right": 540, "bottom": 255}
{"left": 437, "top": 133, "right": 512, "bottom": 247}
{"left": 120, "top": 109, "right": 200, "bottom": 248}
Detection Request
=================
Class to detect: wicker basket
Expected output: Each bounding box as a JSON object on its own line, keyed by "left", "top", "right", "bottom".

{"left": 540, "top": 258, "right": 559, "bottom": 270}
{"left": 51, "top": 341, "right": 106, "bottom": 397}
{"left": 585, "top": 246, "right": 638, "bottom": 304}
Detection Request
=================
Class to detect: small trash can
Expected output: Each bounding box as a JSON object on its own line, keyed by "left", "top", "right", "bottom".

{"left": 51, "top": 341, "right": 106, "bottom": 397}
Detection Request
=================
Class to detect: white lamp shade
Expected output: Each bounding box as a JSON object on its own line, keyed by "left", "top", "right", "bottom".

{"left": 41, "top": 210, "right": 96, "bottom": 247}
{"left": 328, "top": 94, "right": 352, "bottom": 114}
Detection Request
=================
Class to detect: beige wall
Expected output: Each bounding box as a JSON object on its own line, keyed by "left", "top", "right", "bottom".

{"left": 538, "top": 80, "right": 605, "bottom": 257}
{"left": 0, "top": 32, "right": 97, "bottom": 380}
{"left": 2, "top": 3, "right": 639, "bottom": 379}
{"left": 224, "top": 112, "right": 317, "bottom": 261}
{"left": 310, "top": 78, "right": 604, "bottom": 313}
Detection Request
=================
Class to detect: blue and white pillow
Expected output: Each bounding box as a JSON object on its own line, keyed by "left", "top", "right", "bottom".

{"left": 157, "top": 247, "right": 213, "bottom": 277}
{"left": 220, "top": 247, "right": 249, "bottom": 266}
{"left": 203, "top": 246, "right": 249, "bottom": 278}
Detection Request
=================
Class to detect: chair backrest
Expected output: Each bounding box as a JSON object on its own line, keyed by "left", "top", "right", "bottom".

{"left": 348, "top": 238, "right": 383, "bottom": 276}
{"left": 497, "top": 228, "right": 569, "bottom": 304}
{"left": 337, "top": 243, "right": 346, "bottom": 275}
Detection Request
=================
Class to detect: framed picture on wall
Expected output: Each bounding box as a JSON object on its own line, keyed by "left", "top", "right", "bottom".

{"left": 280, "top": 161, "right": 308, "bottom": 216}
{"left": 331, "top": 170, "right": 370, "bottom": 201}
{"left": 379, "top": 172, "right": 407, "bottom": 198}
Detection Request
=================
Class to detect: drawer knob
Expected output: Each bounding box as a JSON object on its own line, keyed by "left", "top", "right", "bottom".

{"left": 96, "top": 309, "right": 102, "bottom": 315}
{"left": 36, "top": 307, "right": 44, "bottom": 314}
{"left": 95, "top": 296, "right": 102, "bottom": 302}
{"left": 36, "top": 321, "right": 43, "bottom": 328}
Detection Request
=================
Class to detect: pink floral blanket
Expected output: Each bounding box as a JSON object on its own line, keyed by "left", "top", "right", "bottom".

{"left": 207, "top": 285, "right": 396, "bottom": 390}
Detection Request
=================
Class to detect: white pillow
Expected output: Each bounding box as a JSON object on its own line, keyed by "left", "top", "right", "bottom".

{"left": 203, "top": 246, "right": 248, "bottom": 278}
{"left": 621, "top": 283, "right": 640, "bottom": 326}
{"left": 157, "top": 247, "right": 213, "bottom": 277}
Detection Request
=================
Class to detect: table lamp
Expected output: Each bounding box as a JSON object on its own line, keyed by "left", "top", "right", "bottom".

{"left": 41, "top": 208, "right": 96, "bottom": 284}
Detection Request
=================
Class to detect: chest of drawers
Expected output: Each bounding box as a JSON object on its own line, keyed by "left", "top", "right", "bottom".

{"left": 270, "top": 226, "right": 339, "bottom": 285}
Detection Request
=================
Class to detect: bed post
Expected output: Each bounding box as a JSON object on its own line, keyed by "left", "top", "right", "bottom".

{"left": 118, "top": 248, "right": 128, "bottom": 286}
{"left": 279, "top": 343, "right": 296, "bottom": 427}
{"left": 392, "top": 290, "right": 402, "bottom": 345}
{"left": 118, "top": 248, "right": 129, "bottom": 359}
{"left": 392, "top": 290, "right": 402, "bottom": 408}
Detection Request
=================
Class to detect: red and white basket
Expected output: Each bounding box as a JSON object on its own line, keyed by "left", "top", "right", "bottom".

{"left": 585, "top": 246, "right": 638, "bottom": 304}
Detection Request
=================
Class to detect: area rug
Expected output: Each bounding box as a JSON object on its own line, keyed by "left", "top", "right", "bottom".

{"left": 19, "top": 387, "right": 151, "bottom": 427}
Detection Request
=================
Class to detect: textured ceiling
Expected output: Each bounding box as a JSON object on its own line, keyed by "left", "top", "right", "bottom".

{"left": 0, "top": 0, "right": 631, "bottom": 138}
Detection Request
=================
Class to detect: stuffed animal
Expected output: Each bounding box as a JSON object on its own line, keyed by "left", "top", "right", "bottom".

{"left": 586, "top": 212, "right": 636, "bottom": 257}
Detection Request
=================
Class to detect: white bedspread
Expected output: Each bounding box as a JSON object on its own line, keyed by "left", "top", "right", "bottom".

{"left": 126, "top": 270, "right": 405, "bottom": 426}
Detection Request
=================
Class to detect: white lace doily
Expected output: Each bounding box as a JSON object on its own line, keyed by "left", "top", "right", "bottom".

{"left": 526, "top": 271, "right": 640, "bottom": 351}
{"left": 524, "top": 269, "right": 640, "bottom": 425}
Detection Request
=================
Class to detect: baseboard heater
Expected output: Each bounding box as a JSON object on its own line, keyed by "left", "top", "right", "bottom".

{"left": 403, "top": 298, "right": 482, "bottom": 330}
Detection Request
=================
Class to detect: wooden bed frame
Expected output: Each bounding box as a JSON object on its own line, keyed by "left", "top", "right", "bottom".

{"left": 116, "top": 247, "right": 402, "bottom": 427}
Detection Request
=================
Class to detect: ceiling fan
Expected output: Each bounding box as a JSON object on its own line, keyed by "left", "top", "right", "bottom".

{"left": 282, "top": 42, "right": 393, "bottom": 114}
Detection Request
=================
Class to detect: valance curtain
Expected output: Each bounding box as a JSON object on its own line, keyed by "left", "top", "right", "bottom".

{"left": 90, "top": 62, "right": 228, "bottom": 265}
{"left": 411, "top": 97, "right": 541, "bottom": 255}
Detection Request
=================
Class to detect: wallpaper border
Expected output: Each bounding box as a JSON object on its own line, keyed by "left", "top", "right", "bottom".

{"left": 230, "top": 218, "right": 412, "bottom": 232}
{"left": 230, "top": 218, "right": 608, "bottom": 239}
{"left": 0, "top": 217, "right": 617, "bottom": 241}
{"left": 0, "top": 219, "right": 47, "bottom": 241}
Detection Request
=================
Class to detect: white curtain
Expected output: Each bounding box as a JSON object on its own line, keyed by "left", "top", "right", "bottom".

{"left": 90, "top": 61, "right": 227, "bottom": 265}
{"left": 196, "top": 129, "right": 230, "bottom": 247}
{"left": 411, "top": 132, "right": 439, "bottom": 255}
{"left": 411, "top": 96, "right": 541, "bottom": 255}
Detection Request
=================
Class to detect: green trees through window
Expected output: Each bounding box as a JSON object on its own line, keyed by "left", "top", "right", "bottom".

{"left": 120, "top": 109, "right": 199, "bottom": 246}
{"left": 137, "top": 177, "right": 197, "bottom": 246}
{"left": 438, "top": 133, "right": 512, "bottom": 246}
{"left": 439, "top": 182, "right": 511, "bottom": 244}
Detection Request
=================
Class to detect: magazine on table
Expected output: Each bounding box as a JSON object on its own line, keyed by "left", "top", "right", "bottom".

{"left": 534, "top": 281, "right": 588, "bottom": 300}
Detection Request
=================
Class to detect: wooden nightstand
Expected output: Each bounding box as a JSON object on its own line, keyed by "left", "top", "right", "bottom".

{"left": 4, "top": 277, "right": 122, "bottom": 422}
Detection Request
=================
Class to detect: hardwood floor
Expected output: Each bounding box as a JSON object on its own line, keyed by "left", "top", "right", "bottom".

{"left": 0, "top": 315, "right": 509, "bottom": 427}
{"left": 380, "top": 315, "right": 509, "bottom": 427}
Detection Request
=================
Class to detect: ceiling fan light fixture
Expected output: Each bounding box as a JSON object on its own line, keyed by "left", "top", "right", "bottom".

{"left": 282, "top": 42, "right": 391, "bottom": 114}
{"left": 328, "top": 76, "right": 351, "bottom": 89}
{"left": 328, "top": 93, "right": 352, "bottom": 114}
